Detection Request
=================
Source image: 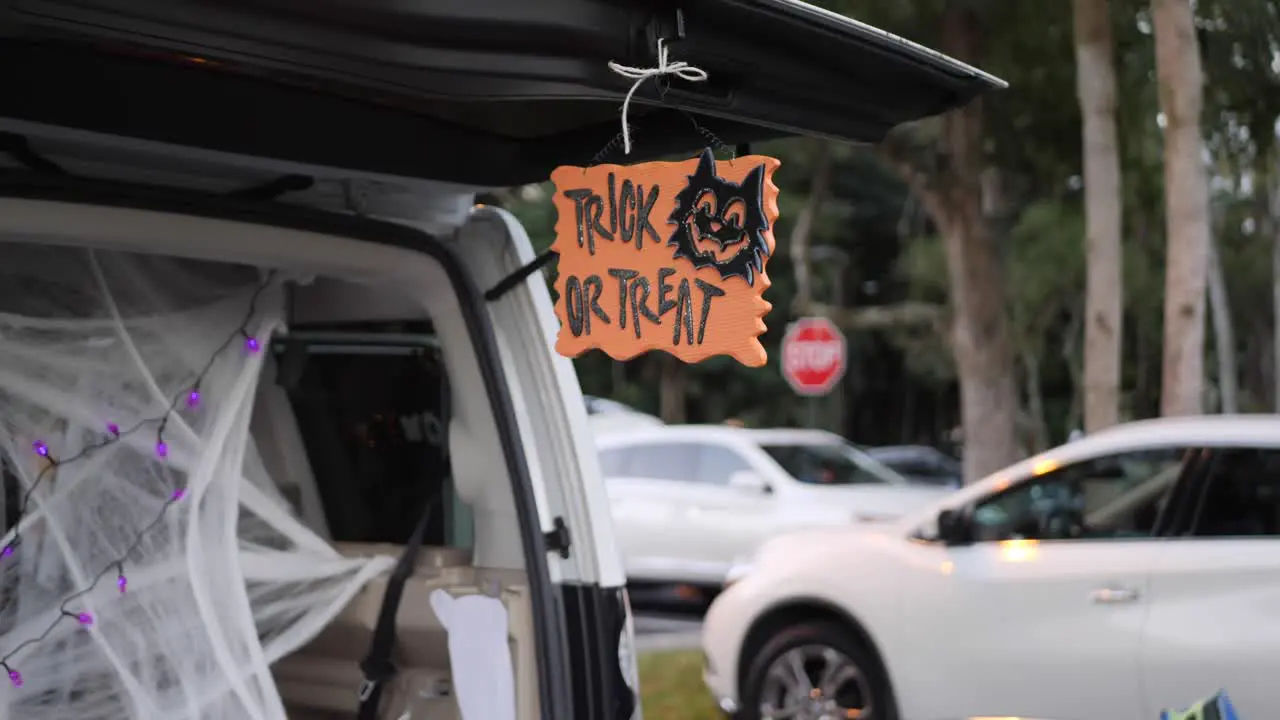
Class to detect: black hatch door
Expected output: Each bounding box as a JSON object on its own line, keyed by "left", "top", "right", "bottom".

{"left": 0, "top": 0, "right": 1005, "bottom": 185}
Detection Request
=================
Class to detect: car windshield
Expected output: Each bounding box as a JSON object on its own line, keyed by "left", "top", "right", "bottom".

{"left": 760, "top": 442, "right": 909, "bottom": 486}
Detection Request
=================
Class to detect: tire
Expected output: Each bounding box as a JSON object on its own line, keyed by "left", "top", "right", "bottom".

{"left": 738, "top": 620, "right": 897, "bottom": 720}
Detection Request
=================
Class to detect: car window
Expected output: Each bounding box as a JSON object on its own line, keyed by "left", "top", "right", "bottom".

{"left": 971, "top": 447, "right": 1189, "bottom": 542}
{"left": 696, "top": 444, "right": 753, "bottom": 485}
{"left": 760, "top": 443, "right": 902, "bottom": 486}
{"left": 624, "top": 442, "right": 700, "bottom": 483}
{"left": 1187, "top": 448, "right": 1280, "bottom": 538}
{"left": 889, "top": 460, "right": 943, "bottom": 477}
{"left": 887, "top": 459, "right": 960, "bottom": 488}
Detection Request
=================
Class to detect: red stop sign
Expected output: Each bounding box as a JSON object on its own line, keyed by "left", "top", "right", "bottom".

{"left": 782, "top": 317, "right": 847, "bottom": 396}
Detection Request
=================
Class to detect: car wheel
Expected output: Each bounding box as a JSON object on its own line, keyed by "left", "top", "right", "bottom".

{"left": 739, "top": 621, "right": 895, "bottom": 720}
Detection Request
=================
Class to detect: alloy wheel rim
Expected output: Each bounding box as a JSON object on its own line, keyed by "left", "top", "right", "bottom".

{"left": 758, "top": 644, "right": 872, "bottom": 719}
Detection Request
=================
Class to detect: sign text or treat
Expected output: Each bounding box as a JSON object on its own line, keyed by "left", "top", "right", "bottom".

{"left": 550, "top": 149, "right": 781, "bottom": 367}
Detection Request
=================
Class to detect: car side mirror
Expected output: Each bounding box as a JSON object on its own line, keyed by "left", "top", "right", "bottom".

{"left": 728, "top": 470, "right": 773, "bottom": 495}
{"left": 936, "top": 508, "right": 973, "bottom": 546}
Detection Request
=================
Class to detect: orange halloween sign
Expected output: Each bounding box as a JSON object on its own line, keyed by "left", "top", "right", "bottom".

{"left": 550, "top": 149, "right": 780, "bottom": 367}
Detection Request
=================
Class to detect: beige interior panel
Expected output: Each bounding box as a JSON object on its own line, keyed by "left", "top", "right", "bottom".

{"left": 276, "top": 543, "right": 539, "bottom": 720}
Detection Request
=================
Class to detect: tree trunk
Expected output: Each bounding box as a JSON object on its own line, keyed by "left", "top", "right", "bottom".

{"left": 1268, "top": 155, "right": 1280, "bottom": 413}
{"left": 1073, "top": 0, "right": 1124, "bottom": 432}
{"left": 789, "top": 139, "right": 835, "bottom": 314}
{"left": 1021, "top": 350, "right": 1050, "bottom": 453}
{"left": 1206, "top": 229, "right": 1238, "bottom": 413}
{"left": 1062, "top": 309, "right": 1085, "bottom": 433}
{"left": 1152, "top": 0, "right": 1211, "bottom": 416}
{"left": 937, "top": 6, "right": 1021, "bottom": 482}
{"left": 658, "top": 355, "right": 687, "bottom": 423}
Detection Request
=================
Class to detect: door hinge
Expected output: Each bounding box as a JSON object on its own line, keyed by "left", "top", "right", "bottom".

{"left": 544, "top": 516, "right": 572, "bottom": 559}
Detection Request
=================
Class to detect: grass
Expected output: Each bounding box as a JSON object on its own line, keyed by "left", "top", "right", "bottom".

{"left": 638, "top": 649, "right": 723, "bottom": 720}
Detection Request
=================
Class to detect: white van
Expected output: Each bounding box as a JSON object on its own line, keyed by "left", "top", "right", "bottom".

{"left": 0, "top": 2, "right": 1000, "bottom": 719}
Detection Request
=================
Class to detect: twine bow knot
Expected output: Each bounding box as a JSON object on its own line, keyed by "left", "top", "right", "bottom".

{"left": 607, "top": 38, "right": 709, "bottom": 155}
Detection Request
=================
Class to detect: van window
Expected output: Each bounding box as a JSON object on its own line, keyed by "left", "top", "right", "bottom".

{"left": 273, "top": 322, "right": 472, "bottom": 548}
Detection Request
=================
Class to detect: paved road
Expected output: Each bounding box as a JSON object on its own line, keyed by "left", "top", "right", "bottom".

{"left": 635, "top": 610, "right": 703, "bottom": 635}
{"left": 633, "top": 608, "right": 704, "bottom": 653}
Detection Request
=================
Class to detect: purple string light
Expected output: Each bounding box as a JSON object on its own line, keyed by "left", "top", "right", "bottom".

{"left": 0, "top": 272, "right": 276, "bottom": 687}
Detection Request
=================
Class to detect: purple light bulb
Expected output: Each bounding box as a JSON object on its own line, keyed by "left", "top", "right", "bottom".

{"left": 2, "top": 545, "right": 13, "bottom": 558}
{"left": 8, "top": 669, "right": 21, "bottom": 687}
{"left": 171, "top": 488, "right": 186, "bottom": 502}
{"left": 31, "top": 441, "right": 47, "bottom": 457}
{"left": 77, "top": 612, "right": 93, "bottom": 627}
{"left": 107, "top": 423, "right": 120, "bottom": 437}
{"left": 155, "top": 441, "right": 168, "bottom": 459}
{"left": 186, "top": 389, "right": 201, "bottom": 409}
{"left": 117, "top": 574, "right": 127, "bottom": 594}
{"left": 244, "top": 336, "right": 261, "bottom": 354}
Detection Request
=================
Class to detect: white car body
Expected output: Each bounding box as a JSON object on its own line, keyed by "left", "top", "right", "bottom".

{"left": 587, "top": 412, "right": 666, "bottom": 434}
{"left": 584, "top": 396, "right": 666, "bottom": 433}
{"left": 703, "top": 415, "right": 1280, "bottom": 720}
{"left": 596, "top": 425, "right": 952, "bottom": 586}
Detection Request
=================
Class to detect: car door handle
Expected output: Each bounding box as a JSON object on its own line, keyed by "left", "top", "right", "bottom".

{"left": 1089, "top": 586, "right": 1141, "bottom": 604}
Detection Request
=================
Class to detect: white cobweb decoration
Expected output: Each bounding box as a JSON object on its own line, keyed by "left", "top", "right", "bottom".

{"left": 0, "top": 245, "right": 394, "bottom": 720}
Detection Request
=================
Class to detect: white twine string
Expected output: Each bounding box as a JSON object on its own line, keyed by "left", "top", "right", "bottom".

{"left": 607, "top": 38, "right": 709, "bottom": 155}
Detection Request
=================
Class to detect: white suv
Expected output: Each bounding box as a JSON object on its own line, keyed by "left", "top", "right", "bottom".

{"left": 703, "top": 416, "right": 1280, "bottom": 720}
{"left": 597, "top": 425, "right": 952, "bottom": 588}
{"left": 0, "top": 1, "right": 999, "bottom": 718}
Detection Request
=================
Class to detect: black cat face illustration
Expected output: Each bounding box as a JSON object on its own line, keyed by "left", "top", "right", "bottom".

{"left": 667, "top": 149, "right": 771, "bottom": 286}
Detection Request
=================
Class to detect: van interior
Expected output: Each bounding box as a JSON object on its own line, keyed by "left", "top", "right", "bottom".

{"left": 0, "top": 202, "right": 541, "bottom": 719}
{"left": 260, "top": 309, "right": 539, "bottom": 720}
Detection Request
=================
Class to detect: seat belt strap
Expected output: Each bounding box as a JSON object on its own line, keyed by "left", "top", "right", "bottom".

{"left": 356, "top": 497, "right": 435, "bottom": 720}
{"left": 356, "top": 371, "right": 451, "bottom": 720}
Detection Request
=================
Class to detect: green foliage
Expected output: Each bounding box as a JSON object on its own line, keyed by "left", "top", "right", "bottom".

{"left": 498, "top": 0, "right": 1280, "bottom": 440}
{"left": 895, "top": 200, "right": 1086, "bottom": 388}
{"left": 1006, "top": 201, "right": 1086, "bottom": 347}
{"left": 506, "top": 184, "right": 557, "bottom": 254}
{"left": 1198, "top": 0, "right": 1280, "bottom": 161}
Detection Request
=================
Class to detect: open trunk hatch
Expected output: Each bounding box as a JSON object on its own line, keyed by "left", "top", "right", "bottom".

{"left": 0, "top": 0, "right": 1005, "bottom": 186}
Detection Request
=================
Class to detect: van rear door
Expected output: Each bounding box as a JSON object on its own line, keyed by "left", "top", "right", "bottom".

{"left": 0, "top": 0, "right": 1004, "bottom": 186}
